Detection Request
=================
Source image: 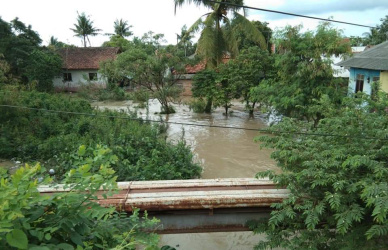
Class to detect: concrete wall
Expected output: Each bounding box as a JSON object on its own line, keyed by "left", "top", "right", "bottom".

{"left": 53, "top": 69, "right": 106, "bottom": 92}
{"left": 348, "top": 68, "right": 380, "bottom": 95}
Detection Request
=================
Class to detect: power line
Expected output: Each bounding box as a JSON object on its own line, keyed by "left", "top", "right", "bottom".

{"left": 204, "top": 0, "right": 374, "bottom": 29}
{"left": 1, "top": 104, "right": 387, "bottom": 141}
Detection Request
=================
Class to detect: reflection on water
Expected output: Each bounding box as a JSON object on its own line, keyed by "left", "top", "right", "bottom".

{"left": 93, "top": 99, "right": 278, "bottom": 179}
{"left": 159, "top": 232, "right": 279, "bottom": 250}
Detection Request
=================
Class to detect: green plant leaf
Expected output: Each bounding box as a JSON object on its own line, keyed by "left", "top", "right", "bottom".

{"left": 57, "top": 243, "right": 75, "bottom": 250}
{"left": 6, "top": 229, "right": 28, "bottom": 249}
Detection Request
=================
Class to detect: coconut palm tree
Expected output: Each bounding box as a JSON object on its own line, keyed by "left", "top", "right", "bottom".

{"left": 174, "top": 0, "right": 266, "bottom": 68}
{"left": 114, "top": 19, "right": 133, "bottom": 38}
{"left": 70, "top": 12, "right": 101, "bottom": 47}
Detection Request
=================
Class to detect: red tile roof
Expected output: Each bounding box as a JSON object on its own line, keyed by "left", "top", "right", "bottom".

{"left": 185, "top": 56, "right": 230, "bottom": 74}
{"left": 57, "top": 47, "right": 120, "bottom": 70}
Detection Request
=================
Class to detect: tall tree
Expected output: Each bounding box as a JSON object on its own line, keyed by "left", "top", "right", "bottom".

{"left": 174, "top": 0, "right": 266, "bottom": 68}
{"left": 0, "top": 17, "right": 42, "bottom": 83}
{"left": 364, "top": 15, "right": 388, "bottom": 45}
{"left": 70, "top": 12, "right": 101, "bottom": 47}
{"left": 113, "top": 18, "right": 133, "bottom": 38}
{"left": 253, "top": 23, "right": 350, "bottom": 123}
{"left": 100, "top": 37, "right": 184, "bottom": 114}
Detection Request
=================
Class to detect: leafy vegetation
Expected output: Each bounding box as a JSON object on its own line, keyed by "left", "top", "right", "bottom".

{"left": 70, "top": 12, "right": 101, "bottom": 47}
{"left": 174, "top": 0, "right": 266, "bottom": 68}
{"left": 253, "top": 23, "right": 351, "bottom": 123}
{"left": 0, "top": 154, "right": 160, "bottom": 249}
{"left": 0, "top": 89, "right": 201, "bottom": 181}
{"left": 250, "top": 86, "right": 388, "bottom": 249}
{"left": 100, "top": 34, "right": 186, "bottom": 114}
{"left": 0, "top": 17, "right": 62, "bottom": 91}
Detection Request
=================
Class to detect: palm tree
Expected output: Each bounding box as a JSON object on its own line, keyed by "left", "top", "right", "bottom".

{"left": 114, "top": 19, "right": 133, "bottom": 38}
{"left": 174, "top": 0, "right": 266, "bottom": 68}
{"left": 70, "top": 12, "right": 101, "bottom": 47}
{"left": 177, "top": 25, "right": 194, "bottom": 56}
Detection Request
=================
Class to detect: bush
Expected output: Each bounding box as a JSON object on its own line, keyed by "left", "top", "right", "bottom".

{"left": 0, "top": 158, "right": 160, "bottom": 249}
{"left": 189, "top": 98, "right": 207, "bottom": 113}
{"left": 0, "top": 89, "right": 202, "bottom": 181}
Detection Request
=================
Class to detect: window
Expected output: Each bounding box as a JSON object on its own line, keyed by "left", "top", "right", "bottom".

{"left": 355, "top": 74, "right": 364, "bottom": 93}
{"left": 372, "top": 76, "right": 380, "bottom": 82}
{"left": 89, "top": 73, "right": 97, "bottom": 81}
{"left": 63, "top": 73, "right": 72, "bottom": 82}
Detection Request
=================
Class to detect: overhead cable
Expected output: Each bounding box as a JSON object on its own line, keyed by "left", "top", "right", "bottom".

{"left": 204, "top": 0, "right": 375, "bottom": 28}
{"left": 1, "top": 104, "right": 387, "bottom": 141}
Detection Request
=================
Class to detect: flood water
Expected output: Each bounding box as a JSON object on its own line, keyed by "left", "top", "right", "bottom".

{"left": 93, "top": 99, "right": 278, "bottom": 179}
{"left": 93, "top": 99, "right": 280, "bottom": 249}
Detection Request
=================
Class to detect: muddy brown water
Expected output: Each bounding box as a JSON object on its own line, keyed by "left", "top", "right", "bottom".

{"left": 94, "top": 99, "right": 281, "bottom": 249}
{"left": 93, "top": 99, "right": 278, "bottom": 179}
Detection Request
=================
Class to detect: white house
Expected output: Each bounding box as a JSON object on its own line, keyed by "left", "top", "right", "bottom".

{"left": 53, "top": 47, "right": 120, "bottom": 91}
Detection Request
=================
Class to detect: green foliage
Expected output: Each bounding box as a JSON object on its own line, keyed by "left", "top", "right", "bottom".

{"left": 174, "top": 0, "right": 266, "bottom": 68}
{"left": 113, "top": 19, "right": 133, "bottom": 38}
{"left": 251, "top": 93, "right": 388, "bottom": 249}
{"left": 234, "top": 20, "right": 272, "bottom": 52}
{"left": 192, "top": 69, "right": 218, "bottom": 113}
{"left": 0, "top": 159, "right": 160, "bottom": 249}
{"left": 253, "top": 23, "right": 351, "bottom": 122}
{"left": 364, "top": 15, "right": 388, "bottom": 45}
{"left": 0, "top": 89, "right": 202, "bottom": 181}
{"left": 24, "top": 48, "right": 63, "bottom": 92}
{"left": 0, "top": 17, "right": 42, "bottom": 84}
{"left": 225, "top": 46, "right": 274, "bottom": 115}
{"left": 101, "top": 35, "right": 132, "bottom": 52}
{"left": 101, "top": 41, "right": 184, "bottom": 114}
{"left": 70, "top": 12, "right": 101, "bottom": 47}
{"left": 188, "top": 98, "right": 207, "bottom": 113}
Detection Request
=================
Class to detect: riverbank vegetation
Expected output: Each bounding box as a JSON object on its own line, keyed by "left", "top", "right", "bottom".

{"left": 0, "top": 89, "right": 201, "bottom": 181}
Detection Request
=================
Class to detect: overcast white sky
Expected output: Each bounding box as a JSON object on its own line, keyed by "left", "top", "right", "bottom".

{"left": 2, "top": 0, "right": 388, "bottom": 46}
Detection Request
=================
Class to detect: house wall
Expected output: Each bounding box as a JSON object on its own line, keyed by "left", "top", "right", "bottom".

{"left": 348, "top": 68, "right": 380, "bottom": 95}
{"left": 380, "top": 71, "right": 388, "bottom": 93}
{"left": 53, "top": 70, "right": 107, "bottom": 92}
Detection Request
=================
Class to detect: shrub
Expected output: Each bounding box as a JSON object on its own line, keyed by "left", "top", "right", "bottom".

{"left": 0, "top": 89, "right": 201, "bottom": 181}
{"left": 0, "top": 156, "right": 160, "bottom": 249}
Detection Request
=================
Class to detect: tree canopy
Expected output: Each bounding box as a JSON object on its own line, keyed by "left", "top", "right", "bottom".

{"left": 252, "top": 91, "right": 388, "bottom": 249}
{"left": 174, "top": 0, "right": 266, "bottom": 68}
{"left": 253, "top": 23, "right": 351, "bottom": 123}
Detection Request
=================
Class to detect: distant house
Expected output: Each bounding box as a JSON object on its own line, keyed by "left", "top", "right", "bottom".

{"left": 337, "top": 41, "right": 388, "bottom": 95}
{"left": 53, "top": 47, "right": 120, "bottom": 91}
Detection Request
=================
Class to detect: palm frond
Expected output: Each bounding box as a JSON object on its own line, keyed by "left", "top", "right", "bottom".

{"left": 233, "top": 12, "right": 266, "bottom": 49}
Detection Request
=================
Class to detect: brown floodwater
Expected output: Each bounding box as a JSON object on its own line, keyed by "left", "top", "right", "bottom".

{"left": 93, "top": 99, "right": 278, "bottom": 179}
{"left": 94, "top": 100, "right": 281, "bottom": 249}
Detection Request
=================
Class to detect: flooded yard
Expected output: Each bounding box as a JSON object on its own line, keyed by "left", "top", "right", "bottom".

{"left": 93, "top": 98, "right": 278, "bottom": 179}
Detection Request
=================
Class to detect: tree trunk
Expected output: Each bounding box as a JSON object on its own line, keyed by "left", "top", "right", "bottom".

{"left": 205, "top": 98, "right": 212, "bottom": 113}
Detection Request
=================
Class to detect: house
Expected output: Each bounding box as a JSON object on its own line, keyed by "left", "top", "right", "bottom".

{"left": 337, "top": 41, "right": 388, "bottom": 95}
{"left": 53, "top": 47, "right": 120, "bottom": 91}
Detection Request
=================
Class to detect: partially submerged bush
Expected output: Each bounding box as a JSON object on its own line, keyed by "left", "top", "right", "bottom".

{"left": 0, "top": 90, "right": 202, "bottom": 181}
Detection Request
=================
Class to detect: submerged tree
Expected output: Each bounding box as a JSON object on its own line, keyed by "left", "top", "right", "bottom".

{"left": 70, "top": 12, "right": 101, "bottom": 47}
{"left": 174, "top": 0, "right": 266, "bottom": 68}
{"left": 253, "top": 23, "right": 351, "bottom": 123}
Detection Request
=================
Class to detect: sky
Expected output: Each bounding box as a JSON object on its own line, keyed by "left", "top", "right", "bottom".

{"left": 2, "top": 0, "right": 388, "bottom": 47}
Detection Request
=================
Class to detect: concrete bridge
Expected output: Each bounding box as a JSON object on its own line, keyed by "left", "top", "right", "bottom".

{"left": 38, "top": 178, "right": 288, "bottom": 233}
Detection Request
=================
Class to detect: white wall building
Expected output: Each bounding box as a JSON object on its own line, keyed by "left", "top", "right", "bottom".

{"left": 53, "top": 47, "right": 119, "bottom": 91}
